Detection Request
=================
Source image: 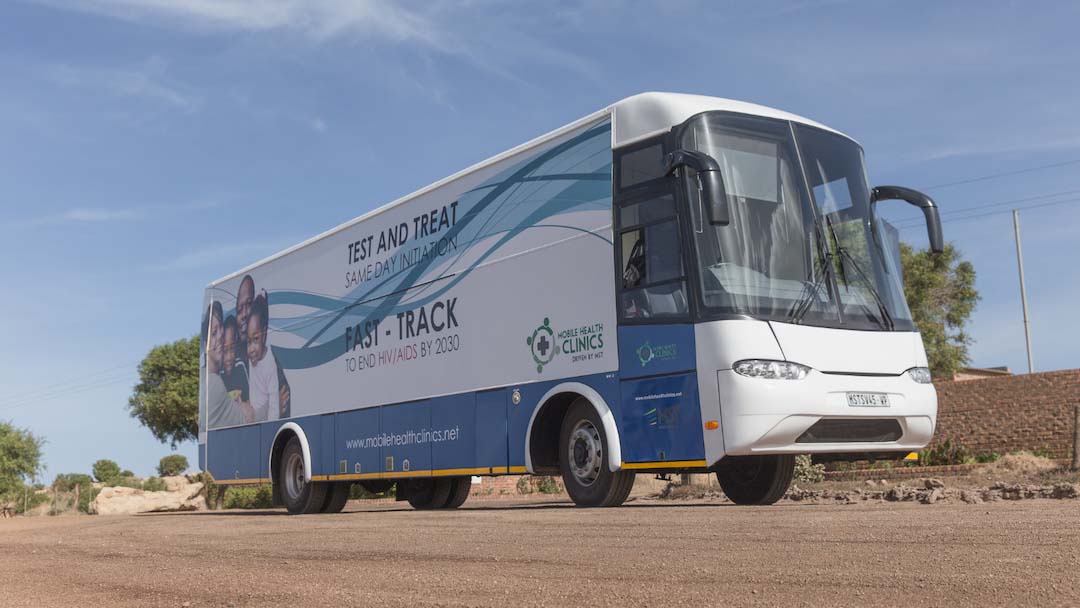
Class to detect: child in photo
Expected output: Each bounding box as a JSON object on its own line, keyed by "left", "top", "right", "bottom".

{"left": 246, "top": 293, "right": 280, "bottom": 422}
{"left": 220, "top": 314, "right": 251, "bottom": 411}
{"left": 202, "top": 303, "right": 248, "bottom": 429}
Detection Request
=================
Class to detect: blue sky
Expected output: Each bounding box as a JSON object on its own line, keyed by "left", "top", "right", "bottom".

{"left": 2, "top": 0, "right": 1078, "bottom": 479}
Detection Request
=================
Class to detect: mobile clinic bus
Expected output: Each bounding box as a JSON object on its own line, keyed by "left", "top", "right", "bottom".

{"left": 199, "top": 92, "right": 943, "bottom": 513}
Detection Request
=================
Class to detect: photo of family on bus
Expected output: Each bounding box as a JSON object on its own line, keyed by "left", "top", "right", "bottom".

{"left": 202, "top": 274, "right": 292, "bottom": 429}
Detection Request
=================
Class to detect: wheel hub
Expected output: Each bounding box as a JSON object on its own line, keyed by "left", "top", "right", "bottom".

{"left": 567, "top": 420, "right": 603, "bottom": 487}
{"left": 284, "top": 452, "right": 305, "bottom": 500}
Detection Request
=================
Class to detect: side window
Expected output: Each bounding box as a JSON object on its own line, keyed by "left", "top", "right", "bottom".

{"left": 616, "top": 194, "right": 689, "bottom": 320}
{"left": 618, "top": 143, "right": 666, "bottom": 190}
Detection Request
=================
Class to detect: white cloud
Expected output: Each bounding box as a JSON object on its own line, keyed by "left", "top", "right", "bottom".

{"left": 13, "top": 199, "right": 224, "bottom": 227}
{"left": 44, "top": 59, "right": 201, "bottom": 112}
{"left": 158, "top": 237, "right": 299, "bottom": 271}
{"left": 39, "top": 0, "right": 455, "bottom": 50}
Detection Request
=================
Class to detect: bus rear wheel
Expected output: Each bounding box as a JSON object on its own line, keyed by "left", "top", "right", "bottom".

{"left": 558, "top": 399, "right": 634, "bottom": 507}
{"left": 442, "top": 477, "right": 471, "bottom": 509}
{"left": 715, "top": 454, "right": 795, "bottom": 505}
{"left": 278, "top": 436, "right": 328, "bottom": 514}
{"left": 321, "top": 482, "right": 351, "bottom": 513}
{"left": 403, "top": 478, "right": 452, "bottom": 510}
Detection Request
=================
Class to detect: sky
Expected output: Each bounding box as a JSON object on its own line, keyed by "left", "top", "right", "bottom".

{"left": 2, "top": 0, "right": 1079, "bottom": 480}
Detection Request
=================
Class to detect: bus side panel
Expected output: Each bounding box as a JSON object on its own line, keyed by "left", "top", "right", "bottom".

{"left": 475, "top": 389, "right": 508, "bottom": 472}
{"left": 200, "top": 118, "right": 615, "bottom": 438}
{"left": 430, "top": 392, "right": 477, "bottom": 472}
{"left": 619, "top": 372, "right": 705, "bottom": 464}
{"left": 207, "top": 425, "right": 261, "bottom": 482}
{"left": 380, "top": 401, "right": 431, "bottom": 475}
{"left": 335, "top": 407, "right": 382, "bottom": 477}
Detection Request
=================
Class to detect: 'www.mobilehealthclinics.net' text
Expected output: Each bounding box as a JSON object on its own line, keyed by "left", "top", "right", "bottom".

{"left": 345, "top": 427, "right": 461, "bottom": 450}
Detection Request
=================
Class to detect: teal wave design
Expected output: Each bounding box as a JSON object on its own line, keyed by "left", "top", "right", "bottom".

{"left": 267, "top": 121, "right": 612, "bottom": 370}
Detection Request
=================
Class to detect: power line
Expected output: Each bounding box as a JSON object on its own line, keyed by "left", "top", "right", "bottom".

{"left": 0, "top": 369, "right": 139, "bottom": 412}
{"left": 897, "top": 196, "right": 1080, "bottom": 232}
{"left": 1, "top": 361, "right": 139, "bottom": 404}
{"left": 891, "top": 188, "right": 1080, "bottom": 229}
{"left": 921, "top": 158, "right": 1080, "bottom": 191}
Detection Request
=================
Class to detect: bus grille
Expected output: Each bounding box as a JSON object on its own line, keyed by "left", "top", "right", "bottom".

{"left": 796, "top": 419, "right": 902, "bottom": 443}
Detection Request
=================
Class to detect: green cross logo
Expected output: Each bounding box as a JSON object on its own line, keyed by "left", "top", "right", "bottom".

{"left": 526, "top": 317, "right": 559, "bottom": 373}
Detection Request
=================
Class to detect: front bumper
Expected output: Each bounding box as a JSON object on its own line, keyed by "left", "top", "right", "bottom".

{"left": 716, "top": 369, "right": 937, "bottom": 456}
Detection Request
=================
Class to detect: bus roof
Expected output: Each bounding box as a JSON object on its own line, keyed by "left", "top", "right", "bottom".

{"left": 610, "top": 91, "right": 849, "bottom": 147}
{"left": 209, "top": 92, "right": 849, "bottom": 287}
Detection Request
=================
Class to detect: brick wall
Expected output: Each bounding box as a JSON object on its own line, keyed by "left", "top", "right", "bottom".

{"left": 933, "top": 369, "right": 1080, "bottom": 459}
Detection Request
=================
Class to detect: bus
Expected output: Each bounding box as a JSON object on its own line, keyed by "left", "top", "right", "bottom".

{"left": 198, "top": 92, "right": 942, "bottom": 513}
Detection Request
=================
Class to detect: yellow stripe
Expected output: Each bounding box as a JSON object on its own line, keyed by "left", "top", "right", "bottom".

{"left": 431, "top": 467, "right": 492, "bottom": 477}
{"left": 620, "top": 460, "right": 708, "bottom": 470}
{"left": 508, "top": 465, "right": 527, "bottom": 474}
{"left": 327, "top": 472, "right": 384, "bottom": 481}
{"left": 214, "top": 477, "right": 270, "bottom": 485}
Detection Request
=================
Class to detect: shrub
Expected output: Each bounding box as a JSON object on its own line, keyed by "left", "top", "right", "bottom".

{"left": 120, "top": 470, "right": 135, "bottom": 477}
{"left": 535, "top": 476, "right": 562, "bottom": 494}
{"left": 50, "top": 474, "right": 99, "bottom": 514}
{"left": 141, "top": 477, "right": 168, "bottom": 492}
{"left": 92, "top": 459, "right": 122, "bottom": 483}
{"left": 515, "top": 477, "right": 533, "bottom": 494}
{"left": 157, "top": 454, "right": 189, "bottom": 477}
{"left": 224, "top": 485, "right": 273, "bottom": 509}
{"left": 52, "top": 473, "right": 93, "bottom": 493}
{"left": 919, "top": 438, "right": 972, "bottom": 466}
{"left": 794, "top": 455, "right": 825, "bottom": 483}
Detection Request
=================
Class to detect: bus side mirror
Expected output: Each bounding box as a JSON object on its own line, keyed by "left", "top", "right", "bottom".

{"left": 666, "top": 149, "right": 730, "bottom": 226}
{"left": 871, "top": 185, "right": 944, "bottom": 253}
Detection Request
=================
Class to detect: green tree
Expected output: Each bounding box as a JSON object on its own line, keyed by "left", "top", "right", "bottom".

{"left": 51, "top": 473, "right": 98, "bottom": 513}
{"left": 900, "top": 243, "right": 979, "bottom": 379}
{"left": 91, "top": 459, "right": 122, "bottom": 483}
{"left": 157, "top": 454, "right": 189, "bottom": 477}
{"left": 128, "top": 336, "right": 200, "bottom": 448}
{"left": 0, "top": 422, "right": 44, "bottom": 505}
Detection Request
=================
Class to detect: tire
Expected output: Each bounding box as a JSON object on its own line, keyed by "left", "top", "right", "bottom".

{"left": 403, "top": 478, "right": 453, "bottom": 510}
{"left": 321, "top": 482, "right": 351, "bottom": 514}
{"left": 558, "top": 398, "right": 635, "bottom": 507}
{"left": 715, "top": 454, "right": 795, "bottom": 505}
{"left": 278, "top": 437, "right": 328, "bottom": 514}
{"left": 442, "top": 477, "right": 471, "bottom": 509}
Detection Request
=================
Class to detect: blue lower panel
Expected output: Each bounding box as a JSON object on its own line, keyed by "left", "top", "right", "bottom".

{"left": 380, "top": 401, "right": 431, "bottom": 474}
{"left": 476, "top": 389, "right": 508, "bottom": 471}
{"left": 431, "top": 393, "right": 477, "bottom": 471}
{"left": 336, "top": 407, "right": 381, "bottom": 476}
{"left": 207, "top": 425, "right": 262, "bottom": 481}
{"left": 620, "top": 372, "right": 705, "bottom": 463}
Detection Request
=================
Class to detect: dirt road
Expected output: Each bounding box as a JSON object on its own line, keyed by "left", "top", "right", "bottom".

{"left": 2, "top": 498, "right": 1078, "bottom": 607}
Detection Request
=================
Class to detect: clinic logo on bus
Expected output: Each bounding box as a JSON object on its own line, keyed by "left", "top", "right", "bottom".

{"left": 526, "top": 318, "right": 560, "bottom": 373}
{"left": 636, "top": 340, "right": 678, "bottom": 367}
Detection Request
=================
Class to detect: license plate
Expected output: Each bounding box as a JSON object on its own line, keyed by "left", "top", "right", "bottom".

{"left": 846, "top": 392, "right": 890, "bottom": 407}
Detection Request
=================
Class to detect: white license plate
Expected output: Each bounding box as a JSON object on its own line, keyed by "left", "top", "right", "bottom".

{"left": 846, "top": 392, "right": 890, "bottom": 407}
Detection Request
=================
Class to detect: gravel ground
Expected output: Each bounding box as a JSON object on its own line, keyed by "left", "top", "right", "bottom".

{"left": 2, "top": 498, "right": 1079, "bottom": 607}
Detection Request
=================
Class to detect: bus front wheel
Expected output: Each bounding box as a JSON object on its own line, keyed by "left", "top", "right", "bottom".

{"left": 278, "top": 436, "right": 328, "bottom": 514}
{"left": 714, "top": 454, "right": 795, "bottom": 505}
{"left": 558, "top": 399, "right": 634, "bottom": 507}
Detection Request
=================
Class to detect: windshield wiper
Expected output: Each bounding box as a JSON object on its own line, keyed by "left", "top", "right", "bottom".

{"left": 788, "top": 250, "right": 833, "bottom": 324}
{"left": 824, "top": 216, "right": 895, "bottom": 331}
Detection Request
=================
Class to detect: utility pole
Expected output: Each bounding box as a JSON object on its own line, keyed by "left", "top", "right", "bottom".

{"left": 1013, "top": 210, "right": 1034, "bottom": 374}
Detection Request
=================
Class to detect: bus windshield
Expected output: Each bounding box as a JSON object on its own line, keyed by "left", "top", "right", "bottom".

{"left": 681, "top": 112, "right": 914, "bottom": 331}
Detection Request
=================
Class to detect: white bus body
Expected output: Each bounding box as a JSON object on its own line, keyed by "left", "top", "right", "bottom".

{"left": 198, "top": 93, "right": 940, "bottom": 511}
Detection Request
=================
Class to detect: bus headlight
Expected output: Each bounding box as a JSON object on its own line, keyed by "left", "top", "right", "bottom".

{"left": 733, "top": 359, "right": 810, "bottom": 380}
{"left": 906, "top": 367, "right": 932, "bottom": 384}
